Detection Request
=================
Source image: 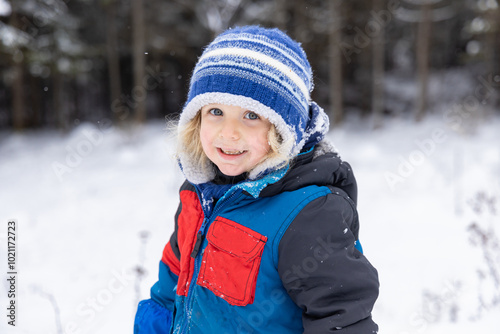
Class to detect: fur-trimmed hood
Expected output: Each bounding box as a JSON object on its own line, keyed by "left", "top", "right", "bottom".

{"left": 178, "top": 102, "right": 330, "bottom": 185}
{"left": 176, "top": 26, "right": 330, "bottom": 185}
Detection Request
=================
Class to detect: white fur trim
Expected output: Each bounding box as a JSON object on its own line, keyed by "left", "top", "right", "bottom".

{"left": 178, "top": 92, "right": 299, "bottom": 184}
{"left": 313, "top": 140, "right": 339, "bottom": 158}
{"left": 179, "top": 92, "right": 297, "bottom": 156}
{"left": 177, "top": 151, "right": 215, "bottom": 185}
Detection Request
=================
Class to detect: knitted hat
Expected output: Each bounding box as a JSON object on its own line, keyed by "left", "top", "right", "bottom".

{"left": 178, "top": 26, "right": 330, "bottom": 184}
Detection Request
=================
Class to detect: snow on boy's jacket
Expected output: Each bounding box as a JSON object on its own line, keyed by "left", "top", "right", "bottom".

{"left": 134, "top": 142, "right": 379, "bottom": 333}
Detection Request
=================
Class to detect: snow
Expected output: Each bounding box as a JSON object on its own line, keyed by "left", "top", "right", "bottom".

{"left": 1, "top": 113, "right": 500, "bottom": 333}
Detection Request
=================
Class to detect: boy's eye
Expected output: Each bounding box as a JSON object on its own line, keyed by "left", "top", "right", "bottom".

{"left": 245, "top": 112, "right": 259, "bottom": 120}
{"left": 209, "top": 108, "right": 223, "bottom": 116}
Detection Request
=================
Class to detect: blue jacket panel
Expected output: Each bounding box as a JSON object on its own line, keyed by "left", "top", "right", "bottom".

{"left": 171, "top": 185, "right": 332, "bottom": 333}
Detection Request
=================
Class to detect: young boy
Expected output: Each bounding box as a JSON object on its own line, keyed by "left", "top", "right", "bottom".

{"left": 134, "top": 25, "right": 379, "bottom": 333}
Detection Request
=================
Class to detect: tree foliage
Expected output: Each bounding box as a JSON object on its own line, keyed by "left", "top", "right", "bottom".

{"left": 0, "top": 0, "right": 498, "bottom": 130}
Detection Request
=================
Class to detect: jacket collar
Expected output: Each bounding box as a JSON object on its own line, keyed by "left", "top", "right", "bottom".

{"left": 193, "top": 139, "right": 354, "bottom": 219}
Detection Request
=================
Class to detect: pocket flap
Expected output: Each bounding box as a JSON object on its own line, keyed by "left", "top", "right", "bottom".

{"left": 206, "top": 217, "right": 267, "bottom": 260}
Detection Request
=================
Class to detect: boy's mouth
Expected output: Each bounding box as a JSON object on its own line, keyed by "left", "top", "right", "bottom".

{"left": 219, "top": 148, "right": 246, "bottom": 156}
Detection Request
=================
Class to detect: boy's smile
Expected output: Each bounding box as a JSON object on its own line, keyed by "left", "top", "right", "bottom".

{"left": 200, "top": 103, "right": 272, "bottom": 176}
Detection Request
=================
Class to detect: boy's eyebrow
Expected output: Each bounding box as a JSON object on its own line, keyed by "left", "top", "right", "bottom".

{"left": 201, "top": 104, "right": 218, "bottom": 111}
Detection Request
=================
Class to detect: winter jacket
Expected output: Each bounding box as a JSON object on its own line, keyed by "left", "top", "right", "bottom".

{"left": 134, "top": 144, "right": 379, "bottom": 333}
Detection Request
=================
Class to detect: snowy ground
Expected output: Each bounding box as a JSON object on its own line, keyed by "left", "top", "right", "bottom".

{"left": 1, "top": 112, "right": 499, "bottom": 333}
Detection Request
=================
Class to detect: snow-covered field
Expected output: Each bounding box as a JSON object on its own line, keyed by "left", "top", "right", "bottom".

{"left": 1, "top": 112, "right": 499, "bottom": 333}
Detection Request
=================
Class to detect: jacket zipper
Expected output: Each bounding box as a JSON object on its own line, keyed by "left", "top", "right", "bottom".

{"left": 179, "top": 189, "right": 243, "bottom": 334}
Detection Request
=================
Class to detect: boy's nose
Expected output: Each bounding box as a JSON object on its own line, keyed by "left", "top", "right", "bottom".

{"left": 219, "top": 120, "right": 240, "bottom": 140}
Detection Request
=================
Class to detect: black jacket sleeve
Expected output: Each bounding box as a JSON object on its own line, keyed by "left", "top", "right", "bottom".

{"left": 278, "top": 188, "right": 379, "bottom": 333}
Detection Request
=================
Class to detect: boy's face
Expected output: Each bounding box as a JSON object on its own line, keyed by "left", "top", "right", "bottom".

{"left": 200, "top": 103, "right": 272, "bottom": 176}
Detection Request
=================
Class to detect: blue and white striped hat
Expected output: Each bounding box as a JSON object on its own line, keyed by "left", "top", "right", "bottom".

{"left": 179, "top": 26, "right": 330, "bottom": 183}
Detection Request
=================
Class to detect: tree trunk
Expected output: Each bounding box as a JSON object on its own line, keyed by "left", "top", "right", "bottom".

{"left": 274, "top": 0, "right": 288, "bottom": 31}
{"left": 105, "top": 0, "right": 122, "bottom": 123}
{"left": 12, "top": 59, "right": 25, "bottom": 131}
{"left": 372, "top": 0, "right": 386, "bottom": 128}
{"left": 10, "top": 13, "right": 25, "bottom": 131}
{"left": 131, "top": 0, "right": 146, "bottom": 123}
{"left": 292, "top": 0, "right": 307, "bottom": 41}
{"left": 492, "top": 6, "right": 500, "bottom": 109}
{"left": 415, "top": 2, "right": 432, "bottom": 122}
{"left": 52, "top": 68, "right": 66, "bottom": 130}
{"left": 30, "top": 75, "right": 42, "bottom": 127}
{"left": 329, "top": 0, "right": 344, "bottom": 126}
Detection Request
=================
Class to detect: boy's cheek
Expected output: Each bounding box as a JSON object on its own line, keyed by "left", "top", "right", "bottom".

{"left": 199, "top": 132, "right": 213, "bottom": 152}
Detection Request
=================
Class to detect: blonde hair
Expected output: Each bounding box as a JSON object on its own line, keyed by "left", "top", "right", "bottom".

{"left": 175, "top": 111, "right": 290, "bottom": 176}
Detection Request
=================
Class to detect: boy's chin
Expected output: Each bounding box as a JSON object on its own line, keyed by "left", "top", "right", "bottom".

{"left": 218, "top": 167, "right": 247, "bottom": 177}
{"left": 214, "top": 162, "right": 252, "bottom": 177}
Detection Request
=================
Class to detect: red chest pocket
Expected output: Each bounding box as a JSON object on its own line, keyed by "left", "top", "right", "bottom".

{"left": 197, "top": 216, "right": 267, "bottom": 306}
